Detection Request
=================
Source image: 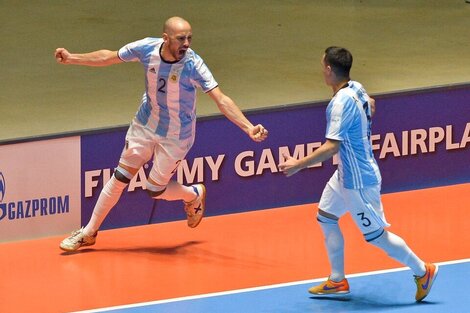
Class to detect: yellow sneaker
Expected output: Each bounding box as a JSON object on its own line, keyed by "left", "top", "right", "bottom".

{"left": 415, "top": 263, "right": 438, "bottom": 302}
{"left": 308, "top": 277, "right": 350, "bottom": 295}
{"left": 184, "top": 184, "right": 206, "bottom": 228}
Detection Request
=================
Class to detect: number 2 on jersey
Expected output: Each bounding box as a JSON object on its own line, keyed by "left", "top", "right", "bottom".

{"left": 158, "top": 78, "right": 166, "bottom": 93}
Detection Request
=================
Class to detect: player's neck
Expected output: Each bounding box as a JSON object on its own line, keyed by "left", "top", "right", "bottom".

{"left": 331, "top": 79, "right": 350, "bottom": 95}
{"left": 160, "top": 44, "right": 177, "bottom": 63}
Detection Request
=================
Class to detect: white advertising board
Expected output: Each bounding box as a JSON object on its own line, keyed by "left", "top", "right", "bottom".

{"left": 0, "top": 136, "right": 81, "bottom": 242}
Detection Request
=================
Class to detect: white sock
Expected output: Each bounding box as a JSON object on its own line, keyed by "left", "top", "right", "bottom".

{"left": 153, "top": 180, "right": 197, "bottom": 202}
{"left": 369, "top": 230, "right": 426, "bottom": 276}
{"left": 318, "top": 217, "right": 345, "bottom": 281}
{"left": 83, "top": 175, "right": 127, "bottom": 236}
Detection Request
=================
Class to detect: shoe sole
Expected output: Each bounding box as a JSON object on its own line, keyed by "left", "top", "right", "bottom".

{"left": 309, "top": 290, "right": 350, "bottom": 295}
{"left": 59, "top": 241, "right": 96, "bottom": 252}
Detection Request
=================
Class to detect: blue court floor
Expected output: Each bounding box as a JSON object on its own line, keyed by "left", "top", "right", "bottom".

{"left": 75, "top": 259, "right": 469, "bottom": 313}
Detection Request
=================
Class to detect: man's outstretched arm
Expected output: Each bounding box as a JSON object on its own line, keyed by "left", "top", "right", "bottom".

{"left": 54, "top": 48, "right": 123, "bottom": 67}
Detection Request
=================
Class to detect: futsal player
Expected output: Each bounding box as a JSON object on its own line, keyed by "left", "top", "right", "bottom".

{"left": 55, "top": 16, "right": 268, "bottom": 252}
{"left": 279, "top": 46, "right": 437, "bottom": 302}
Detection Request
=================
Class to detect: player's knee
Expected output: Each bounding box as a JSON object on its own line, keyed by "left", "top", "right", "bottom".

{"left": 146, "top": 181, "right": 167, "bottom": 199}
{"left": 364, "top": 228, "right": 385, "bottom": 243}
{"left": 114, "top": 168, "right": 132, "bottom": 184}
{"left": 316, "top": 210, "right": 339, "bottom": 225}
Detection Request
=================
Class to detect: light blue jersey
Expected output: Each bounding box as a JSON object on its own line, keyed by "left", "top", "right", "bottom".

{"left": 325, "top": 81, "right": 381, "bottom": 189}
{"left": 118, "top": 37, "right": 218, "bottom": 140}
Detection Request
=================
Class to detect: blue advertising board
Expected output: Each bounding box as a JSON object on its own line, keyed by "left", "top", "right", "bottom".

{"left": 80, "top": 84, "right": 470, "bottom": 229}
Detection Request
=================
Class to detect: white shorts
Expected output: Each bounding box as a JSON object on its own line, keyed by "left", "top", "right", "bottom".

{"left": 119, "top": 119, "right": 195, "bottom": 186}
{"left": 318, "top": 170, "right": 390, "bottom": 234}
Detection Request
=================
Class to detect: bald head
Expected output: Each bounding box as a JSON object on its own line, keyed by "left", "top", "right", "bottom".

{"left": 161, "top": 16, "right": 193, "bottom": 62}
{"left": 163, "top": 16, "right": 191, "bottom": 35}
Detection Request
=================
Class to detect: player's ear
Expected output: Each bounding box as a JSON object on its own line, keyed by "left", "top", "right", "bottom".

{"left": 162, "top": 32, "right": 169, "bottom": 42}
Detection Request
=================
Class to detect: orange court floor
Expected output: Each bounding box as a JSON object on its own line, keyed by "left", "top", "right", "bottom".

{"left": 0, "top": 183, "right": 468, "bottom": 313}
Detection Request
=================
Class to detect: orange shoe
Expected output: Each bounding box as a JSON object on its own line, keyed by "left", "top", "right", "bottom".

{"left": 308, "top": 277, "right": 350, "bottom": 295}
{"left": 415, "top": 263, "right": 438, "bottom": 302}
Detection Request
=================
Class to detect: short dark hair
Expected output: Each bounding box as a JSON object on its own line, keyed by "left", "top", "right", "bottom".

{"left": 324, "top": 46, "right": 353, "bottom": 79}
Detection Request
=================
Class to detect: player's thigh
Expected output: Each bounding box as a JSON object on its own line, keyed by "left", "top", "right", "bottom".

{"left": 149, "top": 136, "right": 194, "bottom": 186}
{"left": 345, "top": 186, "right": 390, "bottom": 234}
{"left": 119, "top": 120, "right": 155, "bottom": 170}
{"left": 319, "top": 172, "right": 347, "bottom": 218}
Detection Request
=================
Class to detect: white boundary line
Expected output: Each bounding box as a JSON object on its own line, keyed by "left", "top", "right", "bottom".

{"left": 72, "top": 258, "right": 470, "bottom": 313}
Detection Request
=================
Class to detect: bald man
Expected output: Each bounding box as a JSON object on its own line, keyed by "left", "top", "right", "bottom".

{"left": 55, "top": 16, "right": 268, "bottom": 252}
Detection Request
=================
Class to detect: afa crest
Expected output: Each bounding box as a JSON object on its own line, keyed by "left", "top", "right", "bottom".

{"left": 169, "top": 73, "right": 178, "bottom": 83}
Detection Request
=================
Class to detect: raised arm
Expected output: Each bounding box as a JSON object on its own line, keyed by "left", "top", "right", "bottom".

{"left": 54, "top": 48, "right": 123, "bottom": 67}
{"left": 207, "top": 87, "right": 268, "bottom": 142}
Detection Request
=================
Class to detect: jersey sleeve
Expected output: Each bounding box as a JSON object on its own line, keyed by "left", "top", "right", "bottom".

{"left": 325, "top": 96, "right": 356, "bottom": 141}
{"left": 118, "top": 37, "right": 156, "bottom": 62}
{"left": 191, "top": 53, "right": 218, "bottom": 93}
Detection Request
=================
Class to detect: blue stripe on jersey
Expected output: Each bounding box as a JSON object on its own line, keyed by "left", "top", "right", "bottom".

{"left": 121, "top": 39, "right": 157, "bottom": 127}
{"left": 191, "top": 59, "right": 215, "bottom": 92}
{"left": 326, "top": 81, "right": 381, "bottom": 189}
{"left": 155, "top": 62, "right": 172, "bottom": 137}
{"left": 136, "top": 94, "right": 151, "bottom": 125}
{"left": 178, "top": 61, "right": 197, "bottom": 140}
{"left": 343, "top": 133, "right": 363, "bottom": 188}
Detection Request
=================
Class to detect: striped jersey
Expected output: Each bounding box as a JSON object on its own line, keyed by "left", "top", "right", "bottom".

{"left": 325, "top": 80, "right": 381, "bottom": 189}
{"left": 118, "top": 37, "right": 218, "bottom": 140}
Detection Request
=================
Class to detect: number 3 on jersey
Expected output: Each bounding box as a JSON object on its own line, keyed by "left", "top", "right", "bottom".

{"left": 158, "top": 78, "right": 166, "bottom": 93}
{"left": 357, "top": 212, "right": 372, "bottom": 227}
